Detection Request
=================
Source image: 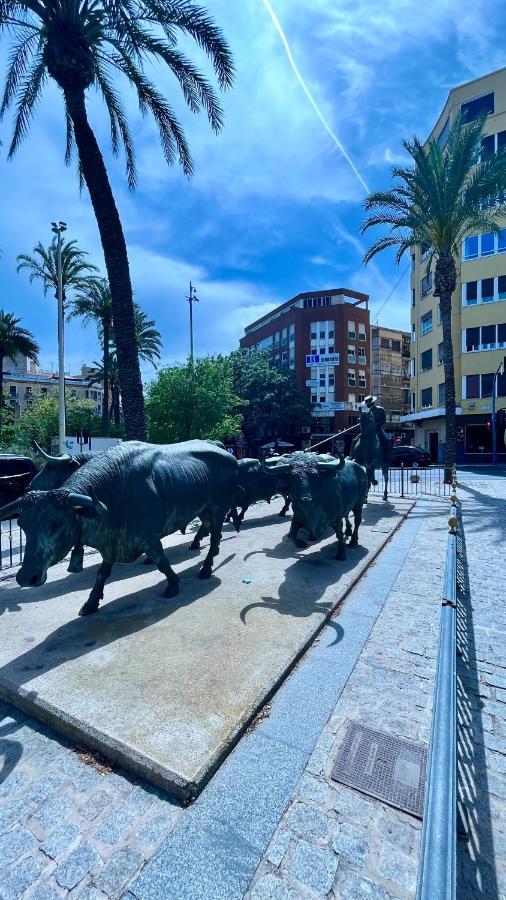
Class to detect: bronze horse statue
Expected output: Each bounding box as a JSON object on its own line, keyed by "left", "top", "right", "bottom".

{"left": 349, "top": 407, "right": 391, "bottom": 501}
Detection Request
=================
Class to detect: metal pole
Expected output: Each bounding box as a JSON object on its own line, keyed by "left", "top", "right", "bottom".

{"left": 187, "top": 281, "right": 199, "bottom": 363}
{"left": 492, "top": 361, "right": 503, "bottom": 465}
{"left": 52, "top": 221, "right": 67, "bottom": 454}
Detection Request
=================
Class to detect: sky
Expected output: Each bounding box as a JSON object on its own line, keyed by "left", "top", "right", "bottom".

{"left": 2, "top": 0, "right": 506, "bottom": 381}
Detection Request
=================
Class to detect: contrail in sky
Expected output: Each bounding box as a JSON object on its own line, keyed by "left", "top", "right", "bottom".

{"left": 259, "top": 0, "right": 370, "bottom": 195}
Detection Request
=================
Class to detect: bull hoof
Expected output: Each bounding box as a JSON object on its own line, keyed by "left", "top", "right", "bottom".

{"left": 189, "top": 540, "right": 201, "bottom": 551}
{"left": 79, "top": 601, "right": 99, "bottom": 617}
{"left": 293, "top": 538, "right": 307, "bottom": 549}
{"left": 164, "top": 581, "right": 180, "bottom": 598}
{"left": 349, "top": 538, "right": 358, "bottom": 547}
{"left": 143, "top": 557, "right": 154, "bottom": 566}
{"left": 371, "top": 479, "right": 378, "bottom": 486}
{"left": 67, "top": 560, "right": 84, "bottom": 574}
{"left": 198, "top": 566, "right": 212, "bottom": 580}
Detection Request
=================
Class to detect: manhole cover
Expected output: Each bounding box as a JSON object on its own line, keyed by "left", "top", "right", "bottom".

{"left": 331, "top": 721, "right": 427, "bottom": 818}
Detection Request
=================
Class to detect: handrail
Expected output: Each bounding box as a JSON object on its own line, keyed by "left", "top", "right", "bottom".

{"left": 416, "top": 465, "right": 458, "bottom": 900}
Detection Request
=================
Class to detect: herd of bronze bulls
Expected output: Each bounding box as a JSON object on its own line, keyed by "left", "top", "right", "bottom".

{"left": 0, "top": 440, "right": 369, "bottom": 617}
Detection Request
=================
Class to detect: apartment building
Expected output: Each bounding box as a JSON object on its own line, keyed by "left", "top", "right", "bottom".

{"left": 3, "top": 355, "right": 104, "bottom": 419}
{"left": 371, "top": 326, "right": 411, "bottom": 425}
{"left": 239, "top": 288, "right": 370, "bottom": 442}
{"left": 402, "top": 67, "right": 506, "bottom": 463}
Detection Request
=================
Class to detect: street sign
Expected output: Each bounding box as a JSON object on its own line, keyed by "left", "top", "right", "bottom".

{"left": 305, "top": 353, "right": 340, "bottom": 367}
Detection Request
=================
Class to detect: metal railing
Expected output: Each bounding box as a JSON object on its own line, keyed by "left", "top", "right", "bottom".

{"left": 369, "top": 465, "right": 451, "bottom": 498}
{"left": 416, "top": 466, "right": 458, "bottom": 900}
{"left": 0, "top": 516, "right": 24, "bottom": 572}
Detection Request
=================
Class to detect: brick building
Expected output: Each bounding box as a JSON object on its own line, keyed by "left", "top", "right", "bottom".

{"left": 239, "top": 288, "right": 370, "bottom": 441}
{"left": 371, "top": 326, "right": 411, "bottom": 422}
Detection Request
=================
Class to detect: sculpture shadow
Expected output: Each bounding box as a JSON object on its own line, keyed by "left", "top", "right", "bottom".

{"left": 0, "top": 708, "right": 24, "bottom": 788}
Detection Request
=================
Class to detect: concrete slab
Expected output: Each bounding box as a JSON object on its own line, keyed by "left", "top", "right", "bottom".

{"left": 0, "top": 497, "right": 412, "bottom": 801}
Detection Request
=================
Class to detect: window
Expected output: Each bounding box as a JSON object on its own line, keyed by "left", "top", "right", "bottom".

{"left": 463, "top": 236, "right": 479, "bottom": 260}
{"left": 411, "top": 289, "right": 416, "bottom": 307}
{"left": 411, "top": 255, "right": 415, "bottom": 273}
{"left": 481, "top": 324, "right": 495, "bottom": 345}
{"left": 311, "top": 395, "right": 317, "bottom": 403}
{"left": 438, "top": 383, "right": 445, "bottom": 406}
{"left": 9, "top": 385, "right": 16, "bottom": 397}
{"left": 273, "top": 332, "right": 280, "bottom": 347}
{"left": 438, "top": 342, "right": 444, "bottom": 365}
{"left": 328, "top": 329, "right": 334, "bottom": 338}
{"left": 348, "top": 346, "right": 356, "bottom": 363}
{"left": 281, "top": 328, "right": 288, "bottom": 345}
{"left": 465, "top": 375, "right": 480, "bottom": 399}
{"left": 411, "top": 392, "right": 416, "bottom": 411}
{"left": 421, "top": 348, "right": 433, "bottom": 372}
{"left": 391, "top": 340, "right": 401, "bottom": 352}
{"left": 499, "top": 323, "right": 506, "bottom": 343}
{"left": 437, "top": 305, "right": 442, "bottom": 325}
{"left": 328, "top": 373, "right": 335, "bottom": 387}
{"left": 482, "top": 277, "right": 494, "bottom": 301}
{"left": 372, "top": 334, "right": 379, "bottom": 348}
{"left": 348, "top": 321, "right": 356, "bottom": 339}
{"left": 328, "top": 345, "right": 335, "bottom": 354}
{"left": 481, "top": 232, "right": 495, "bottom": 256}
{"left": 319, "top": 373, "right": 326, "bottom": 386}
{"left": 319, "top": 331, "right": 325, "bottom": 339}
{"left": 438, "top": 117, "right": 449, "bottom": 148}
{"left": 348, "top": 370, "right": 356, "bottom": 386}
{"left": 358, "top": 327, "right": 366, "bottom": 341}
{"left": 358, "top": 348, "right": 366, "bottom": 363}
{"left": 421, "top": 311, "right": 433, "bottom": 335}
{"left": 421, "top": 387, "right": 433, "bottom": 408}
{"left": 461, "top": 91, "right": 494, "bottom": 123}
{"left": 358, "top": 394, "right": 366, "bottom": 403}
{"left": 421, "top": 272, "right": 433, "bottom": 295}
{"left": 420, "top": 244, "right": 430, "bottom": 261}
{"left": 348, "top": 393, "right": 356, "bottom": 404}
{"left": 412, "top": 324, "right": 416, "bottom": 342}
{"left": 310, "top": 331, "right": 317, "bottom": 340}
{"left": 409, "top": 358, "right": 416, "bottom": 377}
{"left": 319, "top": 395, "right": 325, "bottom": 403}
{"left": 499, "top": 130, "right": 506, "bottom": 151}
{"left": 380, "top": 337, "right": 390, "bottom": 349}
{"left": 481, "top": 135, "right": 495, "bottom": 161}
{"left": 481, "top": 373, "right": 494, "bottom": 398}
{"left": 466, "top": 327, "right": 480, "bottom": 351}
{"left": 289, "top": 324, "right": 295, "bottom": 343}
{"left": 358, "top": 370, "right": 366, "bottom": 388}
{"left": 499, "top": 276, "right": 506, "bottom": 299}
{"left": 465, "top": 281, "right": 478, "bottom": 305}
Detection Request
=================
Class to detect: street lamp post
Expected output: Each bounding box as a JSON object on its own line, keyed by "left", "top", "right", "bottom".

{"left": 186, "top": 281, "right": 199, "bottom": 363}
{"left": 492, "top": 357, "right": 505, "bottom": 465}
{"left": 51, "top": 221, "right": 67, "bottom": 454}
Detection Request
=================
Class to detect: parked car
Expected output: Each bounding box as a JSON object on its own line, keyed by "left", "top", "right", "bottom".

{"left": 0, "top": 455, "right": 38, "bottom": 510}
{"left": 391, "top": 445, "right": 432, "bottom": 467}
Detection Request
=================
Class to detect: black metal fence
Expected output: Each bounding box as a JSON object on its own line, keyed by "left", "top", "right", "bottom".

{"left": 369, "top": 465, "right": 451, "bottom": 498}
{"left": 0, "top": 516, "right": 24, "bottom": 572}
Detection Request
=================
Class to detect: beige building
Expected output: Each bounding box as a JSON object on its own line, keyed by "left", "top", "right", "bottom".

{"left": 4, "top": 355, "right": 104, "bottom": 419}
{"left": 371, "top": 326, "right": 411, "bottom": 424}
{"left": 401, "top": 67, "right": 506, "bottom": 463}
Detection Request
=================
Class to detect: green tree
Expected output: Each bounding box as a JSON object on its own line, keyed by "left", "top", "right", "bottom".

{"left": 231, "top": 350, "right": 311, "bottom": 453}
{"left": 146, "top": 356, "right": 242, "bottom": 444}
{"left": 133, "top": 305, "right": 163, "bottom": 368}
{"left": 13, "top": 391, "right": 101, "bottom": 452}
{"left": 69, "top": 277, "right": 113, "bottom": 434}
{"left": 361, "top": 115, "right": 506, "bottom": 480}
{"left": 0, "top": 310, "right": 39, "bottom": 443}
{"left": 17, "top": 238, "right": 98, "bottom": 308}
{"left": 1, "top": 1, "right": 233, "bottom": 441}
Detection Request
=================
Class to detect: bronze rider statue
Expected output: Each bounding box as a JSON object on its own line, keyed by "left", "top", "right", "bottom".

{"left": 363, "top": 395, "right": 391, "bottom": 485}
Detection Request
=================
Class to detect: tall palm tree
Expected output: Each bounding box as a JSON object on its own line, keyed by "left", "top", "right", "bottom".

{"left": 133, "top": 305, "right": 162, "bottom": 368}
{"left": 1, "top": 1, "right": 234, "bottom": 441}
{"left": 361, "top": 115, "right": 506, "bottom": 481}
{"left": 17, "top": 238, "right": 98, "bottom": 308}
{"left": 0, "top": 310, "right": 39, "bottom": 441}
{"left": 68, "top": 277, "right": 112, "bottom": 434}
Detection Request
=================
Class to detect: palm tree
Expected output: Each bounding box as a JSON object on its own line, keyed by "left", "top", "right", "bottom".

{"left": 17, "top": 238, "right": 98, "bottom": 308}
{"left": 68, "top": 278, "right": 112, "bottom": 434}
{"left": 0, "top": 310, "right": 39, "bottom": 441}
{"left": 361, "top": 115, "right": 506, "bottom": 481}
{"left": 133, "top": 305, "right": 162, "bottom": 368}
{"left": 1, "top": 1, "right": 234, "bottom": 441}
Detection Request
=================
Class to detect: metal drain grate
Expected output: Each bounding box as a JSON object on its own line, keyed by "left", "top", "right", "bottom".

{"left": 331, "top": 721, "right": 428, "bottom": 818}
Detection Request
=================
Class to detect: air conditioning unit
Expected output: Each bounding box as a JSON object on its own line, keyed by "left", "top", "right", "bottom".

{"left": 468, "top": 401, "right": 476, "bottom": 409}
{"left": 301, "top": 426, "right": 311, "bottom": 433}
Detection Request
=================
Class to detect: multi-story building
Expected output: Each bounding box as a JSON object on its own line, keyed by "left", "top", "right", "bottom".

{"left": 371, "top": 326, "right": 411, "bottom": 426}
{"left": 3, "top": 355, "right": 104, "bottom": 419}
{"left": 240, "top": 288, "right": 370, "bottom": 443}
{"left": 402, "top": 67, "right": 506, "bottom": 464}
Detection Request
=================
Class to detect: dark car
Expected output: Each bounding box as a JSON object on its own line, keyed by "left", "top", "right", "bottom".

{"left": 0, "top": 455, "right": 38, "bottom": 509}
{"left": 391, "top": 445, "right": 432, "bottom": 467}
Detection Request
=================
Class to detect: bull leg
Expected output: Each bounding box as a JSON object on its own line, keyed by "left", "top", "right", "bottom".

{"left": 68, "top": 544, "right": 84, "bottom": 574}
{"left": 288, "top": 516, "right": 307, "bottom": 548}
{"left": 349, "top": 503, "right": 363, "bottom": 547}
{"left": 345, "top": 515, "right": 353, "bottom": 538}
{"left": 79, "top": 560, "right": 113, "bottom": 616}
{"left": 382, "top": 466, "right": 389, "bottom": 502}
{"left": 144, "top": 540, "right": 180, "bottom": 598}
{"left": 333, "top": 518, "right": 346, "bottom": 561}
{"left": 190, "top": 520, "right": 209, "bottom": 551}
{"left": 198, "top": 509, "right": 226, "bottom": 580}
{"left": 279, "top": 496, "right": 291, "bottom": 516}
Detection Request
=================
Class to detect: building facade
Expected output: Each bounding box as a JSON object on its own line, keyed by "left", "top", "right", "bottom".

{"left": 239, "top": 288, "right": 370, "bottom": 441}
{"left": 371, "top": 326, "right": 411, "bottom": 423}
{"left": 3, "top": 355, "right": 104, "bottom": 420}
{"left": 402, "top": 67, "right": 506, "bottom": 464}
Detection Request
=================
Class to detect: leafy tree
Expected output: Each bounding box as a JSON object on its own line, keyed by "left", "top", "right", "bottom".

{"left": 69, "top": 277, "right": 113, "bottom": 434}
{"left": 146, "top": 356, "right": 242, "bottom": 444}
{"left": 12, "top": 391, "right": 101, "bottom": 452}
{"left": 231, "top": 350, "right": 311, "bottom": 453}
{"left": 0, "top": 310, "right": 39, "bottom": 442}
{"left": 17, "top": 238, "right": 98, "bottom": 308}
{"left": 1, "top": 0, "right": 233, "bottom": 441}
{"left": 362, "top": 115, "right": 506, "bottom": 481}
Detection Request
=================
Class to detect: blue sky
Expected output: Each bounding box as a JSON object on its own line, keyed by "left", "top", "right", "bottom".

{"left": 2, "top": 0, "right": 506, "bottom": 380}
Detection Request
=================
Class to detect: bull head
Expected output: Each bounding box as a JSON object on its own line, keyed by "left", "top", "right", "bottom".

{"left": 33, "top": 440, "right": 74, "bottom": 464}
{"left": 0, "top": 498, "right": 22, "bottom": 520}
{"left": 67, "top": 493, "right": 108, "bottom": 517}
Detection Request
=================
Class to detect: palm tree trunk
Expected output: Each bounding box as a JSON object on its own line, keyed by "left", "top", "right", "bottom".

{"left": 102, "top": 319, "right": 110, "bottom": 437}
{"left": 63, "top": 87, "right": 146, "bottom": 441}
{"left": 435, "top": 255, "right": 457, "bottom": 483}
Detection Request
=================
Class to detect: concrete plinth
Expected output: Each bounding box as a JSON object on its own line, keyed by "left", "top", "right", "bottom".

{"left": 0, "top": 498, "right": 412, "bottom": 801}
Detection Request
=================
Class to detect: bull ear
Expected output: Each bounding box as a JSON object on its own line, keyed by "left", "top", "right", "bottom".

{"left": 66, "top": 492, "right": 108, "bottom": 517}
{"left": 0, "top": 498, "right": 22, "bottom": 520}
{"left": 33, "top": 440, "right": 72, "bottom": 464}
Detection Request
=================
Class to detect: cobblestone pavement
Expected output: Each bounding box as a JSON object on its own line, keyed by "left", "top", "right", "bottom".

{"left": 244, "top": 500, "right": 449, "bottom": 900}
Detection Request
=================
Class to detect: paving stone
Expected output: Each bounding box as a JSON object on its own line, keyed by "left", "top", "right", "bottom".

{"left": 32, "top": 795, "right": 74, "bottom": 832}
{"left": 332, "top": 821, "right": 369, "bottom": 865}
{"left": 124, "top": 788, "right": 155, "bottom": 817}
{"left": 95, "top": 808, "right": 136, "bottom": 844}
{"left": 318, "top": 732, "right": 336, "bottom": 752}
{"left": 297, "top": 775, "right": 328, "bottom": 805}
{"left": 26, "top": 772, "right": 64, "bottom": 805}
{"left": 31, "top": 885, "right": 62, "bottom": 900}
{"left": 250, "top": 873, "right": 293, "bottom": 899}
{"left": 286, "top": 801, "right": 328, "bottom": 840}
{"left": 135, "top": 814, "right": 174, "bottom": 847}
{"left": 306, "top": 748, "right": 327, "bottom": 776}
{"left": 55, "top": 842, "right": 100, "bottom": 890}
{"left": 41, "top": 822, "right": 80, "bottom": 859}
{"left": 79, "top": 791, "right": 113, "bottom": 822}
{"left": 335, "top": 869, "right": 394, "bottom": 899}
{"left": 334, "top": 787, "right": 374, "bottom": 826}
{"left": 288, "top": 840, "right": 339, "bottom": 894}
{"left": 0, "top": 770, "right": 26, "bottom": 798}
{"left": 377, "top": 813, "right": 419, "bottom": 853}
{"left": 94, "top": 848, "right": 143, "bottom": 898}
{"left": 266, "top": 830, "right": 291, "bottom": 867}
{"left": 0, "top": 823, "right": 36, "bottom": 868}
{"left": 0, "top": 854, "right": 42, "bottom": 897}
{"left": 377, "top": 846, "right": 417, "bottom": 893}
{"left": 78, "top": 888, "right": 108, "bottom": 900}
{"left": 0, "top": 797, "right": 31, "bottom": 834}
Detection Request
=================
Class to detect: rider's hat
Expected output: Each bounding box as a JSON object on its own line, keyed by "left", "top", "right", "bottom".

{"left": 363, "top": 395, "right": 377, "bottom": 406}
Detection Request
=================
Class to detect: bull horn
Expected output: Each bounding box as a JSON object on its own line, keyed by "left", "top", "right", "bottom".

{"left": 263, "top": 456, "right": 291, "bottom": 474}
{"left": 317, "top": 454, "right": 345, "bottom": 472}
{"left": 33, "top": 440, "right": 72, "bottom": 464}
{"left": 67, "top": 492, "right": 108, "bottom": 516}
{"left": 0, "top": 498, "right": 22, "bottom": 520}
